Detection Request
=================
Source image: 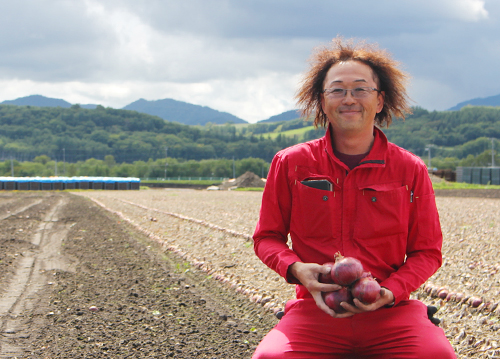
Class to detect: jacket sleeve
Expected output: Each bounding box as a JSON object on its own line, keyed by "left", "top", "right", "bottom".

{"left": 253, "top": 153, "right": 302, "bottom": 281}
{"left": 380, "top": 163, "right": 443, "bottom": 305}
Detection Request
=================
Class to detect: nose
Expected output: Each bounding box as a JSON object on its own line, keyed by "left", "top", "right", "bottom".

{"left": 341, "top": 90, "right": 356, "bottom": 104}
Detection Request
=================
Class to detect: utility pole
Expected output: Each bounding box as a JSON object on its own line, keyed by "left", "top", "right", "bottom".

{"left": 492, "top": 138, "right": 496, "bottom": 168}
{"left": 63, "top": 148, "right": 66, "bottom": 175}
{"left": 164, "top": 147, "right": 168, "bottom": 179}
{"left": 425, "top": 145, "right": 432, "bottom": 170}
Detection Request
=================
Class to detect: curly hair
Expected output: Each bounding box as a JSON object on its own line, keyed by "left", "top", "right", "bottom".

{"left": 295, "top": 37, "right": 412, "bottom": 128}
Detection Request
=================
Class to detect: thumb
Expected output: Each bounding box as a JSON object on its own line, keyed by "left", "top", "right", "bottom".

{"left": 322, "top": 265, "right": 333, "bottom": 274}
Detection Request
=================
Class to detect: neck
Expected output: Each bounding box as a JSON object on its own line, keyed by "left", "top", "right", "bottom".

{"left": 330, "top": 127, "right": 375, "bottom": 155}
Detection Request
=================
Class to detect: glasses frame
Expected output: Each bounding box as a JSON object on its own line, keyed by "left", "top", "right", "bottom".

{"left": 323, "top": 86, "right": 381, "bottom": 99}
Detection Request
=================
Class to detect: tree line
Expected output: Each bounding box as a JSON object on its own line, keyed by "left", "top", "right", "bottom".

{"left": 0, "top": 104, "right": 499, "bottom": 174}
{"left": 0, "top": 104, "right": 297, "bottom": 164}
{"left": 2, "top": 155, "right": 269, "bottom": 179}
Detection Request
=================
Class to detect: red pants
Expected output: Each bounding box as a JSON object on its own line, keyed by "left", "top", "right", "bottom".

{"left": 253, "top": 299, "right": 456, "bottom": 359}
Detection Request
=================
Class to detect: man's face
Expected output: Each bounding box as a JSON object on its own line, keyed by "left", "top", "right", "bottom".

{"left": 321, "top": 60, "right": 384, "bottom": 136}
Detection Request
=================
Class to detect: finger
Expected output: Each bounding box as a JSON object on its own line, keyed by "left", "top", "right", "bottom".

{"left": 312, "top": 292, "right": 336, "bottom": 317}
{"left": 332, "top": 311, "right": 356, "bottom": 319}
{"left": 316, "top": 283, "right": 342, "bottom": 292}
{"left": 321, "top": 265, "right": 333, "bottom": 274}
{"left": 340, "top": 300, "right": 365, "bottom": 313}
{"left": 351, "top": 298, "right": 383, "bottom": 312}
{"left": 318, "top": 302, "right": 337, "bottom": 317}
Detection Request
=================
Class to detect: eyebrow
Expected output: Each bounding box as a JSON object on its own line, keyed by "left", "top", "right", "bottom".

{"left": 328, "top": 79, "right": 368, "bottom": 86}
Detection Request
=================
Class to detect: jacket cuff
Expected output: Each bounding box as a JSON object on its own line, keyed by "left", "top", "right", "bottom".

{"left": 276, "top": 251, "right": 302, "bottom": 283}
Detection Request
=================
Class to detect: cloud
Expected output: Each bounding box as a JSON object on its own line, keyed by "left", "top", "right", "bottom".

{"left": 0, "top": 0, "right": 499, "bottom": 122}
{"left": 443, "top": 0, "right": 489, "bottom": 21}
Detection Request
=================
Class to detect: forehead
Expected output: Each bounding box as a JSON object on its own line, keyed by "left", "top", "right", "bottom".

{"left": 324, "top": 61, "right": 377, "bottom": 86}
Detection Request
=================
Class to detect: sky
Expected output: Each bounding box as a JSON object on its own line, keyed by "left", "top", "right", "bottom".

{"left": 0, "top": 0, "right": 499, "bottom": 123}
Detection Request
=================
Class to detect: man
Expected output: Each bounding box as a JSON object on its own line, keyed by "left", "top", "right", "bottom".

{"left": 252, "top": 37, "right": 456, "bottom": 358}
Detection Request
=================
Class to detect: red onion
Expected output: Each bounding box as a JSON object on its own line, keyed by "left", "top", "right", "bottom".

{"left": 323, "top": 288, "right": 353, "bottom": 314}
{"left": 351, "top": 277, "right": 381, "bottom": 304}
{"left": 330, "top": 255, "right": 364, "bottom": 286}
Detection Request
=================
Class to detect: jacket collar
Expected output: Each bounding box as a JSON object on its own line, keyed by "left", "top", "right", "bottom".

{"left": 324, "top": 125, "right": 387, "bottom": 167}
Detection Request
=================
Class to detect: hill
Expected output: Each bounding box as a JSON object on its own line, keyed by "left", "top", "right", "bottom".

{"left": 122, "top": 98, "right": 247, "bottom": 125}
{"left": 1, "top": 95, "right": 72, "bottom": 108}
{"left": 1, "top": 95, "right": 98, "bottom": 109}
{"left": 258, "top": 109, "right": 302, "bottom": 123}
{"left": 1, "top": 95, "right": 245, "bottom": 125}
{"left": 0, "top": 103, "right": 498, "bottom": 170}
{"left": 448, "top": 93, "right": 500, "bottom": 111}
{"left": 0, "top": 105, "right": 285, "bottom": 164}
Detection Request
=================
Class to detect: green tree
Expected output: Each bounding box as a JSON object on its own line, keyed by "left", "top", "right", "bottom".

{"left": 33, "top": 155, "right": 51, "bottom": 165}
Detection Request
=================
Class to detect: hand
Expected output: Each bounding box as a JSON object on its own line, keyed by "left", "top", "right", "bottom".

{"left": 340, "top": 287, "right": 395, "bottom": 314}
{"left": 288, "top": 262, "right": 350, "bottom": 317}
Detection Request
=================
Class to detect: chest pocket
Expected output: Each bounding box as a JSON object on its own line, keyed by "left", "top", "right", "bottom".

{"left": 354, "top": 183, "right": 410, "bottom": 239}
{"left": 291, "top": 179, "right": 337, "bottom": 239}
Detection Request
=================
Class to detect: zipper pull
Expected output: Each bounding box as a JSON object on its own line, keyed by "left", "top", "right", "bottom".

{"left": 410, "top": 190, "right": 414, "bottom": 203}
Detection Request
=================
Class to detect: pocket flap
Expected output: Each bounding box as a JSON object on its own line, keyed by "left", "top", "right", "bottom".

{"left": 359, "top": 182, "right": 406, "bottom": 192}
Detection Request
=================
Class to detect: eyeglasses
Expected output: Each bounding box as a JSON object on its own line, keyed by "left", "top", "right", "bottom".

{"left": 323, "top": 87, "right": 381, "bottom": 99}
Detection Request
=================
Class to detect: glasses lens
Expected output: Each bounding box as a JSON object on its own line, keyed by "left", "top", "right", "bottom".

{"left": 325, "top": 87, "right": 377, "bottom": 98}
{"left": 352, "top": 88, "right": 371, "bottom": 98}
{"left": 326, "top": 88, "right": 345, "bottom": 97}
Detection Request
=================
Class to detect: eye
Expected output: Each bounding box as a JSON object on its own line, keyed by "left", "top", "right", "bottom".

{"left": 353, "top": 87, "right": 369, "bottom": 96}
{"left": 326, "top": 88, "right": 345, "bottom": 96}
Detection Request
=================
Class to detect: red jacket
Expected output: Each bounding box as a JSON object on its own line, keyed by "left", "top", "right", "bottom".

{"left": 253, "top": 126, "right": 442, "bottom": 305}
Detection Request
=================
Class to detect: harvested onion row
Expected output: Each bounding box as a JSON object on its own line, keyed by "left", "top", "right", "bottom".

{"left": 421, "top": 282, "right": 500, "bottom": 315}
{"left": 117, "top": 198, "right": 254, "bottom": 242}
{"left": 87, "top": 196, "right": 287, "bottom": 316}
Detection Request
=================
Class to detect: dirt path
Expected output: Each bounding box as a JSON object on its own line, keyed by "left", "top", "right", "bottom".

{"left": 0, "top": 194, "right": 75, "bottom": 358}
{"left": 0, "top": 193, "right": 276, "bottom": 358}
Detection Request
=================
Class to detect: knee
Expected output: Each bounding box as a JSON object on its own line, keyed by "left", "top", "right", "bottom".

{"left": 252, "top": 350, "right": 283, "bottom": 359}
{"left": 252, "top": 344, "right": 285, "bottom": 359}
{"left": 417, "top": 340, "right": 456, "bottom": 359}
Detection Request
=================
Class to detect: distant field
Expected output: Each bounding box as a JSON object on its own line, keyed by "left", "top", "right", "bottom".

{"left": 433, "top": 181, "right": 500, "bottom": 190}
{"left": 259, "top": 125, "right": 315, "bottom": 140}
{"left": 140, "top": 178, "right": 500, "bottom": 191}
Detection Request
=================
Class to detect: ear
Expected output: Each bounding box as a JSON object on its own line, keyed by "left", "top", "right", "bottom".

{"left": 376, "top": 91, "right": 385, "bottom": 113}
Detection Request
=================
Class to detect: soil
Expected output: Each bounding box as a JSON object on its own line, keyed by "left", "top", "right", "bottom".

{"left": 1, "top": 188, "right": 499, "bottom": 358}
{"left": 0, "top": 192, "right": 276, "bottom": 359}
{"left": 218, "top": 172, "right": 265, "bottom": 190}
{"left": 434, "top": 188, "right": 500, "bottom": 199}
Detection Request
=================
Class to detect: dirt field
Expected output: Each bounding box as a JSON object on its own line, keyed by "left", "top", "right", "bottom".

{"left": 0, "top": 189, "right": 499, "bottom": 358}
{"left": 0, "top": 192, "right": 276, "bottom": 358}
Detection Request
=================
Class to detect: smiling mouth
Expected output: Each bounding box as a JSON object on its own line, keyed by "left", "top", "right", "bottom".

{"left": 340, "top": 109, "right": 361, "bottom": 114}
{"left": 339, "top": 106, "right": 362, "bottom": 113}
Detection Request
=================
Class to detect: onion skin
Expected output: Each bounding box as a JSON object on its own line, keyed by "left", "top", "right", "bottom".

{"left": 351, "top": 277, "right": 381, "bottom": 304}
{"left": 424, "top": 284, "right": 433, "bottom": 294}
{"left": 323, "top": 288, "right": 353, "bottom": 314}
{"left": 437, "top": 288, "right": 449, "bottom": 299}
{"left": 455, "top": 293, "right": 465, "bottom": 303}
{"left": 331, "top": 257, "right": 364, "bottom": 286}
{"left": 468, "top": 297, "right": 482, "bottom": 308}
{"left": 360, "top": 271, "right": 373, "bottom": 279}
{"left": 445, "top": 292, "right": 456, "bottom": 302}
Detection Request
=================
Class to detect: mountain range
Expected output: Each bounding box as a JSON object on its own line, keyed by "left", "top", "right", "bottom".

{"left": 122, "top": 98, "right": 246, "bottom": 125}
{"left": 2, "top": 93, "right": 499, "bottom": 125}
{"left": 1, "top": 95, "right": 98, "bottom": 109}
{"left": 447, "top": 93, "right": 500, "bottom": 111}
